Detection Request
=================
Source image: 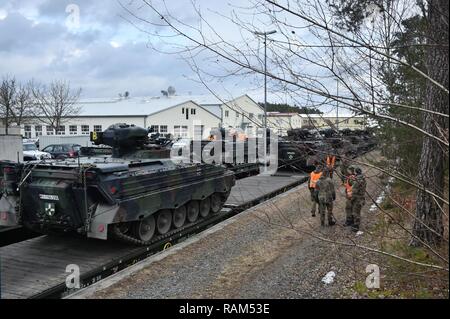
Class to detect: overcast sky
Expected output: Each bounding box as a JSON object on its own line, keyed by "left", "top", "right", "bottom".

{"left": 0, "top": 0, "right": 276, "bottom": 101}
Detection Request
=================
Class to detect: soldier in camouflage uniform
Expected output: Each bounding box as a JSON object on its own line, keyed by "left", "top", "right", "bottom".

{"left": 315, "top": 168, "right": 336, "bottom": 227}
{"left": 349, "top": 167, "right": 366, "bottom": 232}
{"left": 344, "top": 166, "right": 356, "bottom": 226}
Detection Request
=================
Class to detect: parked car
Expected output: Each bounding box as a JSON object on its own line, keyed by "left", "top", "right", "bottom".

{"left": 41, "top": 144, "right": 81, "bottom": 159}
{"left": 23, "top": 143, "right": 52, "bottom": 161}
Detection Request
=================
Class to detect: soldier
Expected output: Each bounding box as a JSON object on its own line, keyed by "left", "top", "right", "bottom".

{"left": 349, "top": 167, "right": 367, "bottom": 232}
{"left": 344, "top": 166, "right": 356, "bottom": 226}
{"left": 315, "top": 167, "right": 336, "bottom": 226}
{"left": 308, "top": 165, "right": 323, "bottom": 217}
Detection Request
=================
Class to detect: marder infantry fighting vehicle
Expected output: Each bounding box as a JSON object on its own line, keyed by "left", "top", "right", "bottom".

{"left": 0, "top": 124, "right": 235, "bottom": 244}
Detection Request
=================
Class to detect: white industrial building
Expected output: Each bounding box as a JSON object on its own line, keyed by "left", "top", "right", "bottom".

{"left": 16, "top": 94, "right": 366, "bottom": 140}
{"left": 267, "top": 112, "right": 303, "bottom": 136}
{"left": 267, "top": 110, "right": 366, "bottom": 136}
{"left": 21, "top": 94, "right": 265, "bottom": 140}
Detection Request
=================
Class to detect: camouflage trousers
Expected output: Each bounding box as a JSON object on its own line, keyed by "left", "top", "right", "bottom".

{"left": 319, "top": 201, "right": 334, "bottom": 226}
{"left": 345, "top": 198, "right": 364, "bottom": 227}
{"left": 310, "top": 189, "right": 318, "bottom": 214}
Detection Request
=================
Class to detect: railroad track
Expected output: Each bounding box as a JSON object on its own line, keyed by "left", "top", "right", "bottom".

{"left": 0, "top": 148, "right": 376, "bottom": 299}
{"left": 0, "top": 172, "right": 307, "bottom": 299}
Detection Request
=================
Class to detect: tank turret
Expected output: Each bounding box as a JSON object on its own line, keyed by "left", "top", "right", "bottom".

{"left": 90, "top": 123, "right": 149, "bottom": 157}
{"left": 90, "top": 123, "right": 171, "bottom": 159}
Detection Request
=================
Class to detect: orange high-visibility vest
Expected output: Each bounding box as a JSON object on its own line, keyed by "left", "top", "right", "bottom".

{"left": 309, "top": 172, "right": 322, "bottom": 189}
{"left": 326, "top": 155, "right": 336, "bottom": 168}
{"left": 345, "top": 174, "right": 355, "bottom": 199}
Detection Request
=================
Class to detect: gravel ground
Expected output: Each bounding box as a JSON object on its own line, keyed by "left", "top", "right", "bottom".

{"left": 91, "top": 150, "right": 386, "bottom": 299}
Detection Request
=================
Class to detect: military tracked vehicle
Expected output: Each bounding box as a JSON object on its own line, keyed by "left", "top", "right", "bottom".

{"left": 171, "top": 128, "right": 262, "bottom": 177}
{"left": 0, "top": 124, "right": 235, "bottom": 244}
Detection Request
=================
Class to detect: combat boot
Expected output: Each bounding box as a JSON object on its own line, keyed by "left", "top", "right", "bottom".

{"left": 311, "top": 211, "right": 316, "bottom": 217}
{"left": 344, "top": 217, "right": 354, "bottom": 227}
{"left": 328, "top": 219, "right": 336, "bottom": 226}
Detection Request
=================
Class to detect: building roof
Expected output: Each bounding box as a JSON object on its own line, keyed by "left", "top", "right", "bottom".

{"left": 75, "top": 94, "right": 261, "bottom": 119}
{"left": 75, "top": 96, "right": 221, "bottom": 118}
{"left": 267, "top": 112, "right": 301, "bottom": 117}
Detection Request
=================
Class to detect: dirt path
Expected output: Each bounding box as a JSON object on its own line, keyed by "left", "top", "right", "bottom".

{"left": 91, "top": 150, "right": 386, "bottom": 299}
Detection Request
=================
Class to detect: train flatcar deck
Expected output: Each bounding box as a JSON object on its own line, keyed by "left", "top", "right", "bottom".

{"left": 0, "top": 173, "right": 307, "bottom": 299}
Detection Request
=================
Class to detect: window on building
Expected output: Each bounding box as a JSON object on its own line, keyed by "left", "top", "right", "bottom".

{"left": 46, "top": 126, "right": 54, "bottom": 135}
{"left": 225, "top": 110, "right": 229, "bottom": 117}
{"left": 181, "top": 126, "right": 188, "bottom": 137}
{"left": 185, "top": 108, "right": 189, "bottom": 120}
{"left": 344, "top": 119, "right": 349, "bottom": 124}
{"left": 81, "top": 125, "right": 89, "bottom": 135}
{"left": 236, "top": 111, "right": 240, "bottom": 117}
{"left": 24, "top": 125, "right": 32, "bottom": 138}
{"left": 57, "top": 126, "right": 65, "bottom": 135}
{"left": 182, "top": 108, "right": 185, "bottom": 114}
{"left": 249, "top": 113, "right": 254, "bottom": 119}
{"left": 174, "top": 126, "right": 181, "bottom": 137}
{"left": 69, "top": 125, "right": 77, "bottom": 135}
{"left": 35, "top": 125, "right": 42, "bottom": 137}
{"left": 160, "top": 125, "right": 168, "bottom": 133}
{"left": 150, "top": 125, "right": 159, "bottom": 133}
{"left": 257, "top": 114, "right": 263, "bottom": 120}
{"left": 191, "top": 108, "right": 196, "bottom": 115}
{"left": 94, "top": 125, "right": 102, "bottom": 132}
{"left": 174, "top": 126, "right": 189, "bottom": 138}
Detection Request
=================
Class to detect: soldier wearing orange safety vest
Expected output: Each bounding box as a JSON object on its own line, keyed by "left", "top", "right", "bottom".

{"left": 308, "top": 165, "right": 323, "bottom": 217}
{"left": 344, "top": 166, "right": 356, "bottom": 227}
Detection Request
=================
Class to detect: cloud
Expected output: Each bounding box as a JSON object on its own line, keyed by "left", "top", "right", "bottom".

{"left": 0, "top": 0, "right": 265, "bottom": 100}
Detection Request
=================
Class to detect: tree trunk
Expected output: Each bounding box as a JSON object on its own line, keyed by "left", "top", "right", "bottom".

{"left": 412, "top": 0, "right": 449, "bottom": 246}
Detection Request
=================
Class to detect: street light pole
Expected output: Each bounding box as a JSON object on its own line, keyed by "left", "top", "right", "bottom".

{"left": 254, "top": 30, "right": 276, "bottom": 133}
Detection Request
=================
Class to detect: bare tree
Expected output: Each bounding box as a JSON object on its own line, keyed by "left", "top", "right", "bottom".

{"left": 117, "top": 0, "right": 449, "bottom": 282}
{"left": 120, "top": 0, "right": 448, "bottom": 236}
{"left": 0, "top": 76, "right": 16, "bottom": 134}
{"left": 0, "top": 76, "right": 34, "bottom": 133}
{"left": 31, "top": 80, "right": 82, "bottom": 134}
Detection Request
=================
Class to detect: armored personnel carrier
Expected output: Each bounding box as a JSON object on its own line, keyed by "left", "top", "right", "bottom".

{"left": 0, "top": 124, "right": 235, "bottom": 244}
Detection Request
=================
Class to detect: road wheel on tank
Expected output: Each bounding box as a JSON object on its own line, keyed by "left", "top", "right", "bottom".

{"left": 199, "top": 197, "right": 211, "bottom": 218}
{"left": 186, "top": 201, "right": 200, "bottom": 223}
{"left": 210, "top": 193, "right": 223, "bottom": 214}
{"left": 132, "top": 215, "right": 156, "bottom": 242}
{"left": 173, "top": 206, "right": 187, "bottom": 229}
{"left": 156, "top": 209, "right": 172, "bottom": 234}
